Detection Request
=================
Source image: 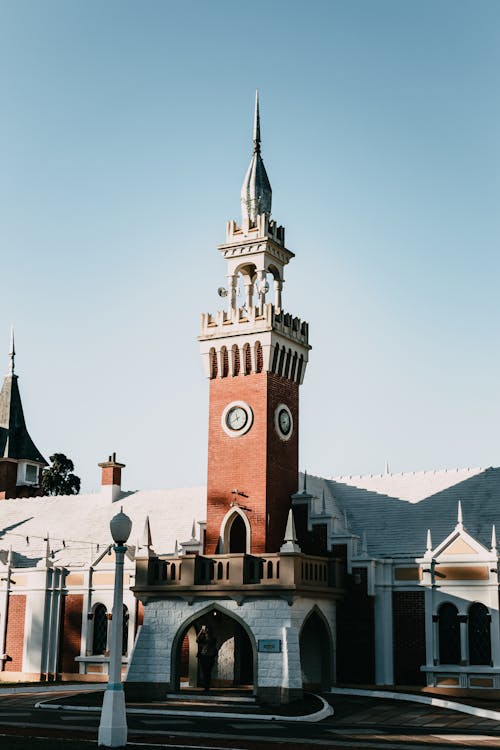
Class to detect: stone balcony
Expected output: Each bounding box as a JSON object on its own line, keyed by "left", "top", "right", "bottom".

{"left": 132, "top": 552, "right": 344, "bottom": 603}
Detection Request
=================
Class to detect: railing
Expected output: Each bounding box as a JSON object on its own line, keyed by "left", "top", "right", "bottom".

{"left": 135, "top": 552, "right": 343, "bottom": 594}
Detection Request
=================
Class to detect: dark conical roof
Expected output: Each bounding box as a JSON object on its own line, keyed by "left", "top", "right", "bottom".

{"left": 0, "top": 375, "right": 47, "bottom": 465}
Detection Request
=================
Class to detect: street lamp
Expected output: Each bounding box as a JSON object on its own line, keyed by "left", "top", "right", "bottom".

{"left": 98, "top": 507, "right": 132, "bottom": 748}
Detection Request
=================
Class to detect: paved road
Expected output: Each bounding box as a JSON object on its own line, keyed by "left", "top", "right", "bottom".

{"left": 1, "top": 690, "right": 500, "bottom": 748}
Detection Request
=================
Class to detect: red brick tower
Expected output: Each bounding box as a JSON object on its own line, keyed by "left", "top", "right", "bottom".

{"left": 200, "top": 93, "right": 311, "bottom": 555}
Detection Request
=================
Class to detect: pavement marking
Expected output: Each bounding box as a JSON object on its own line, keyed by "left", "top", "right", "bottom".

{"left": 59, "top": 714, "right": 97, "bottom": 722}
{"left": 330, "top": 687, "right": 500, "bottom": 722}
{"left": 140, "top": 718, "right": 194, "bottom": 726}
{"left": 0, "top": 711, "right": 32, "bottom": 717}
{"left": 431, "top": 735, "right": 500, "bottom": 742}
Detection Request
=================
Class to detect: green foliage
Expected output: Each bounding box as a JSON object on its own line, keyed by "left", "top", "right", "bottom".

{"left": 41, "top": 452, "right": 81, "bottom": 496}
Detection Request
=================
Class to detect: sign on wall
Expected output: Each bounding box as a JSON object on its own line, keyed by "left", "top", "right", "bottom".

{"left": 258, "top": 639, "right": 281, "bottom": 653}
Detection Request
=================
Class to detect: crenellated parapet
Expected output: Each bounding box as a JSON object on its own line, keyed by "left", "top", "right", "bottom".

{"left": 199, "top": 303, "right": 310, "bottom": 383}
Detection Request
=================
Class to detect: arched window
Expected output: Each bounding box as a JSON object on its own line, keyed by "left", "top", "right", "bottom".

{"left": 271, "top": 345, "right": 280, "bottom": 373}
{"left": 232, "top": 345, "right": 240, "bottom": 376}
{"left": 255, "top": 342, "right": 263, "bottom": 373}
{"left": 284, "top": 349, "right": 292, "bottom": 379}
{"left": 469, "top": 603, "right": 491, "bottom": 665}
{"left": 438, "top": 603, "right": 460, "bottom": 664}
{"left": 229, "top": 515, "right": 247, "bottom": 553}
{"left": 92, "top": 604, "right": 108, "bottom": 655}
{"left": 122, "top": 605, "right": 129, "bottom": 656}
{"left": 221, "top": 347, "right": 229, "bottom": 378}
{"left": 243, "top": 343, "right": 251, "bottom": 375}
{"left": 278, "top": 347, "right": 285, "bottom": 376}
{"left": 209, "top": 348, "right": 217, "bottom": 379}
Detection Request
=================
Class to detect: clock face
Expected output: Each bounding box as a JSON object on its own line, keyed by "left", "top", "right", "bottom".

{"left": 278, "top": 408, "right": 291, "bottom": 435}
{"left": 226, "top": 406, "right": 248, "bottom": 431}
{"left": 221, "top": 401, "right": 253, "bottom": 437}
{"left": 274, "top": 403, "right": 293, "bottom": 441}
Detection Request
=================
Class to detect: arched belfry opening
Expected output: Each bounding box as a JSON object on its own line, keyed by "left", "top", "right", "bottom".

{"left": 172, "top": 607, "right": 255, "bottom": 694}
{"left": 299, "top": 608, "right": 334, "bottom": 691}
{"left": 221, "top": 508, "right": 251, "bottom": 554}
{"left": 229, "top": 515, "right": 246, "bottom": 553}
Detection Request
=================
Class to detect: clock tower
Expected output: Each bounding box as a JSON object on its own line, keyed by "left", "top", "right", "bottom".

{"left": 199, "top": 93, "right": 311, "bottom": 555}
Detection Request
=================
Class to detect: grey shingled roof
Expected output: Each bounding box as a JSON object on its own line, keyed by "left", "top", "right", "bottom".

{"left": 303, "top": 468, "right": 500, "bottom": 558}
{"left": 0, "top": 375, "right": 47, "bottom": 464}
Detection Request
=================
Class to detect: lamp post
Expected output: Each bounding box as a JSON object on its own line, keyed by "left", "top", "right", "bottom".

{"left": 98, "top": 508, "right": 132, "bottom": 748}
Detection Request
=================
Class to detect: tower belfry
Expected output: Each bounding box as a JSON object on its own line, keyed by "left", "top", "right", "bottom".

{"left": 199, "top": 93, "right": 311, "bottom": 554}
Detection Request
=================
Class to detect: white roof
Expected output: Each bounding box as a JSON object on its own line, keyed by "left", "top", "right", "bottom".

{"left": 0, "top": 486, "right": 206, "bottom": 568}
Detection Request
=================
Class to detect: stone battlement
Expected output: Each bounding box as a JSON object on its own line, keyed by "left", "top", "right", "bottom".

{"left": 199, "top": 303, "right": 309, "bottom": 347}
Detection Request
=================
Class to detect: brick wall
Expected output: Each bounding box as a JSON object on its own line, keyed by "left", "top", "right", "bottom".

{"left": 205, "top": 372, "right": 299, "bottom": 554}
{"left": 392, "top": 590, "right": 426, "bottom": 685}
{"left": 60, "top": 594, "right": 83, "bottom": 674}
{"left": 0, "top": 461, "right": 17, "bottom": 500}
{"left": 4, "top": 594, "right": 26, "bottom": 671}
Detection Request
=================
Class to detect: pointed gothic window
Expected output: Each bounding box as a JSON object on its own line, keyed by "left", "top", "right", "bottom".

{"left": 468, "top": 603, "right": 491, "bottom": 665}
{"left": 92, "top": 604, "right": 108, "bottom": 655}
{"left": 122, "top": 605, "right": 129, "bottom": 656}
{"left": 438, "top": 603, "right": 460, "bottom": 664}
{"left": 229, "top": 515, "right": 247, "bottom": 553}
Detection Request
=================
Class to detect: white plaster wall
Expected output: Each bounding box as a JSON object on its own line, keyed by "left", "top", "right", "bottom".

{"left": 126, "top": 596, "right": 336, "bottom": 691}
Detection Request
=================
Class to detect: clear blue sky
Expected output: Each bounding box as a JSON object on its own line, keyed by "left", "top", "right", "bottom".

{"left": 1, "top": 0, "right": 499, "bottom": 492}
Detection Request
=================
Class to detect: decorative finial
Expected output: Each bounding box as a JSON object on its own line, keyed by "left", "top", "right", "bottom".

{"left": 321, "top": 487, "right": 327, "bottom": 515}
{"left": 426, "top": 528, "right": 432, "bottom": 553}
{"left": 191, "top": 519, "right": 196, "bottom": 540}
{"left": 280, "top": 508, "right": 301, "bottom": 553}
{"left": 8, "top": 326, "right": 15, "bottom": 376}
{"left": 303, "top": 470, "right": 307, "bottom": 492}
{"left": 384, "top": 459, "right": 390, "bottom": 475}
{"left": 253, "top": 89, "right": 261, "bottom": 153}
{"left": 492, "top": 525, "right": 497, "bottom": 554}
{"left": 457, "top": 500, "right": 463, "bottom": 529}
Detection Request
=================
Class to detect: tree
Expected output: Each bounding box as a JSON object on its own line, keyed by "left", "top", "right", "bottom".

{"left": 41, "top": 453, "right": 81, "bottom": 496}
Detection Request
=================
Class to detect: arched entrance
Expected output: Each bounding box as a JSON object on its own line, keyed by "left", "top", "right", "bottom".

{"left": 220, "top": 508, "right": 251, "bottom": 553}
{"left": 229, "top": 515, "right": 247, "bottom": 552}
{"left": 300, "top": 608, "right": 333, "bottom": 691}
{"left": 172, "top": 607, "right": 255, "bottom": 694}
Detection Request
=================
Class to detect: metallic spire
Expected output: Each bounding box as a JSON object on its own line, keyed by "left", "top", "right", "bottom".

{"left": 253, "top": 89, "right": 261, "bottom": 153}
{"left": 457, "top": 500, "right": 463, "bottom": 529}
{"left": 426, "top": 528, "right": 432, "bottom": 553}
{"left": 241, "top": 91, "right": 272, "bottom": 224}
{"left": 8, "top": 326, "right": 15, "bottom": 376}
{"left": 492, "top": 525, "right": 497, "bottom": 554}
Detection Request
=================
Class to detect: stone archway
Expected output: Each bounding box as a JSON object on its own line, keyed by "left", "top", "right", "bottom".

{"left": 299, "top": 607, "right": 334, "bottom": 691}
{"left": 172, "top": 605, "right": 256, "bottom": 694}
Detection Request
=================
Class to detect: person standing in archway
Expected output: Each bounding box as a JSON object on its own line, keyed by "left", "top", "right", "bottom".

{"left": 196, "top": 624, "right": 218, "bottom": 691}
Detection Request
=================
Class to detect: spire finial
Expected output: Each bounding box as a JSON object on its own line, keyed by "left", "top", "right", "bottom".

{"left": 384, "top": 459, "right": 390, "bottom": 475}
{"left": 426, "top": 528, "right": 433, "bottom": 553}
{"left": 8, "top": 326, "right": 15, "bottom": 376}
{"left": 457, "top": 500, "right": 463, "bottom": 529}
{"left": 280, "top": 508, "right": 301, "bottom": 553}
{"left": 253, "top": 89, "right": 261, "bottom": 153}
{"left": 492, "top": 525, "right": 497, "bottom": 554}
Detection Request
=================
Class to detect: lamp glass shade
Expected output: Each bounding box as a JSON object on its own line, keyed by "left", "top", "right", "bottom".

{"left": 110, "top": 510, "right": 132, "bottom": 545}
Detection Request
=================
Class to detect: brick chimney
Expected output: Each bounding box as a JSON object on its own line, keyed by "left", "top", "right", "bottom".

{"left": 98, "top": 452, "right": 125, "bottom": 502}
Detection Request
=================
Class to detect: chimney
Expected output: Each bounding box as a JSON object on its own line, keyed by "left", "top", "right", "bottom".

{"left": 98, "top": 452, "right": 125, "bottom": 502}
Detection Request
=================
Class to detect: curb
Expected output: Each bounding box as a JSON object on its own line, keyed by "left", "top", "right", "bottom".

{"left": 330, "top": 687, "right": 500, "bottom": 722}
{"left": 35, "top": 692, "right": 333, "bottom": 723}
{"left": 0, "top": 684, "right": 105, "bottom": 696}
